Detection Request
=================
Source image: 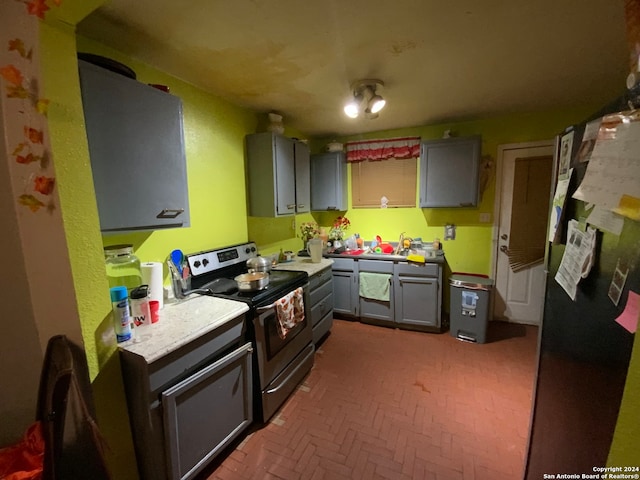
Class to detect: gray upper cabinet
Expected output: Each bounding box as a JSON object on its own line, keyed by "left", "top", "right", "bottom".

{"left": 294, "top": 140, "right": 310, "bottom": 213}
{"left": 246, "top": 132, "right": 298, "bottom": 217}
{"left": 310, "top": 151, "right": 348, "bottom": 211}
{"left": 419, "top": 135, "right": 481, "bottom": 208}
{"left": 78, "top": 60, "right": 190, "bottom": 232}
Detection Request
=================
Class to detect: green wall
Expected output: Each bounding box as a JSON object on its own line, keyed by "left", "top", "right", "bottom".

{"left": 39, "top": 3, "right": 638, "bottom": 475}
{"left": 41, "top": 19, "right": 137, "bottom": 480}
{"left": 43, "top": 26, "right": 260, "bottom": 478}
{"left": 608, "top": 324, "right": 640, "bottom": 466}
{"left": 303, "top": 109, "right": 594, "bottom": 276}
{"left": 76, "top": 36, "right": 257, "bottom": 258}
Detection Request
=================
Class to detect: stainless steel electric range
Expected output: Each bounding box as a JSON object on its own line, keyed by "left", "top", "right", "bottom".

{"left": 184, "top": 242, "right": 314, "bottom": 422}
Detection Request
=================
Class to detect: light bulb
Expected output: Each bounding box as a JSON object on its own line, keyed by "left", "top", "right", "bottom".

{"left": 344, "top": 100, "right": 359, "bottom": 118}
{"left": 369, "top": 95, "right": 386, "bottom": 113}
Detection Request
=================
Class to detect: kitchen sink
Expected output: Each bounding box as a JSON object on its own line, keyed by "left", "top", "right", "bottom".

{"left": 335, "top": 248, "right": 439, "bottom": 260}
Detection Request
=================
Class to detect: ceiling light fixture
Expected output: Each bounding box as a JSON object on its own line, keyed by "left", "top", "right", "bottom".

{"left": 343, "top": 79, "right": 385, "bottom": 119}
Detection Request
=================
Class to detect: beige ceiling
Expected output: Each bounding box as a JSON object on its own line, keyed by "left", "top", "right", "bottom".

{"left": 77, "top": 0, "right": 630, "bottom": 137}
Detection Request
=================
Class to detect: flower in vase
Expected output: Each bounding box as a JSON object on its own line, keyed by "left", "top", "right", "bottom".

{"left": 299, "top": 221, "right": 320, "bottom": 244}
{"left": 329, "top": 216, "right": 350, "bottom": 241}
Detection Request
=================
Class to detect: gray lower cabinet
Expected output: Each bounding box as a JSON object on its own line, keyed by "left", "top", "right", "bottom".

{"left": 358, "top": 259, "right": 394, "bottom": 324}
{"left": 308, "top": 266, "right": 334, "bottom": 344}
{"left": 120, "top": 314, "right": 252, "bottom": 480}
{"left": 394, "top": 262, "right": 442, "bottom": 331}
{"left": 310, "top": 151, "right": 348, "bottom": 211}
{"left": 78, "top": 60, "right": 190, "bottom": 232}
{"left": 331, "top": 257, "right": 359, "bottom": 317}
{"left": 329, "top": 256, "right": 443, "bottom": 332}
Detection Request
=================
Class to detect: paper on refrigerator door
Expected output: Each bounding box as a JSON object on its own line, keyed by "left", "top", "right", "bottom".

{"left": 554, "top": 220, "right": 597, "bottom": 300}
{"left": 549, "top": 169, "right": 573, "bottom": 243}
{"left": 586, "top": 205, "right": 624, "bottom": 235}
{"left": 573, "top": 114, "right": 640, "bottom": 220}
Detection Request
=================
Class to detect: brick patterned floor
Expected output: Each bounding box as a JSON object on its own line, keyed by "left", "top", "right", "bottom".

{"left": 199, "top": 319, "right": 538, "bottom": 480}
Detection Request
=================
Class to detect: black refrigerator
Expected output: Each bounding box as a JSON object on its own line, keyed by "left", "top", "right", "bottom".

{"left": 525, "top": 93, "right": 640, "bottom": 478}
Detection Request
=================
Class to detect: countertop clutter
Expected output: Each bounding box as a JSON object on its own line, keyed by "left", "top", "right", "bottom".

{"left": 118, "top": 295, "right": 249, "bottom": 363}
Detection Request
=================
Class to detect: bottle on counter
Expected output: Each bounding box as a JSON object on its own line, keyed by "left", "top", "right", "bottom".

{"left": 104, "top": 244, "right": 143, "bottom": 294}
{"left": 130, "top": 285, "right": 152, "bottom": 328}
{"left": 110, "top": 286, "right": 132, "bottom": 343}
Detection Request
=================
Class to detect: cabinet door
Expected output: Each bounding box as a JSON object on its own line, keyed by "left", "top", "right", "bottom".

{"left": 359, "top": 285, "right": 394, "bottom": 322}
{"left": 294, "top": 140, "right": 310, "bottom": 213}
{"left": 310, "top": 152, "right": 348, "bottom": 211}
{"left": 246, "top": 133, "right": 296, "bottom": 216}
{"left": 79, "top": 60, "right": 190, "bottom": 232}
{"left": 395, "top": 276, "right": 439, "bottom": 327}
{"left": 332, "top": 271, "right": 357, "bottom": 316}
{"left": 162, "top": 343, "right": 253, "bottom": 480}
{"left": 274, "top": 135, "right": 296, "bottom": 215}
{"left": 419, "top": 136, "right": 481, "bottom": 208}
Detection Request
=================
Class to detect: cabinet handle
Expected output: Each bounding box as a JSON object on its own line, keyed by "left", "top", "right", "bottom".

{"left": 327, "top": 206, "right": 338, "bottom": 210}
{"left": 459, "top": 202, "right": 474, "bottom": 207}
{"left": 297, "top": 204, "right": 305, "bottom": 209}
{"left": 287, "top": 204, "right": 296, "bottom": 209}
{"left": 157, "top": 208, "right": 184, "bottom": 219}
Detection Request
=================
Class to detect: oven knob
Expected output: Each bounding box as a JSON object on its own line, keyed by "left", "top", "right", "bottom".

{"left": 194, "top": 260, "right": 201, "bottom": 268}
{"left": 245, "top": 247, "right": 251, "bottom": 254}
{"left": 251, "top": 246, "right": 256, "bottom": 252}
{"left": 202, "top": 258, "right": 209, "bottom": 266}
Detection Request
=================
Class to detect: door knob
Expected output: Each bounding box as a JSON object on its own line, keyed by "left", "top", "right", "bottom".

{"left": 500, "top": 245, "right": 508, "bottom": 253}
{"left": 501, "top": 234, "right": 508, "bottom": 240}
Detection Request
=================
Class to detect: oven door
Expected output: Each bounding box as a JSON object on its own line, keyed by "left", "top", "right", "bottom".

{"left": 252, "top": 285, "right": 313, "bottom": 389}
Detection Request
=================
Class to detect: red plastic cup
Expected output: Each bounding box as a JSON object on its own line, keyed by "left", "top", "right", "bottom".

{"left": 149, "top": 300, "right": 160, "bottom": 323}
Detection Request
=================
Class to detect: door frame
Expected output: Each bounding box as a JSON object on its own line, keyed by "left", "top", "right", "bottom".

{"left": 490, "top": 140, "right": 557, "bottom": 322}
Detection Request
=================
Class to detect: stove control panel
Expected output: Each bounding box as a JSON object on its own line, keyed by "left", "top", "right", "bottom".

{"left": 187, "top": 242, "right": 258, "bottom": 276}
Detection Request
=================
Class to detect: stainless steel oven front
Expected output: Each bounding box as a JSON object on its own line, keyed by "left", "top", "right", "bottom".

{"left": 252, "top": 284, "right": 314, "bottom": 422}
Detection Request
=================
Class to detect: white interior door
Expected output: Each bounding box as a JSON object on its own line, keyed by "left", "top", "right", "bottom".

{"left": 493, "top": 141, "right": 555, "bottom": 325}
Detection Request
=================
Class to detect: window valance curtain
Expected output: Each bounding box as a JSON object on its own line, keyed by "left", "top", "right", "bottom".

{"left": 345, "top": 136, "right": 421, "bottom": 162}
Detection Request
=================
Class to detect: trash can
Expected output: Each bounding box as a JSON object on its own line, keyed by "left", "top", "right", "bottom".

{"left": 449, "top": 274, "right": 493, "bottom": 343}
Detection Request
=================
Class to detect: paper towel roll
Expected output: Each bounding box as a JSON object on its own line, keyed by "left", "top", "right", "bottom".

{"left": 141, "top": 262, "right": 164, "bottom": 309}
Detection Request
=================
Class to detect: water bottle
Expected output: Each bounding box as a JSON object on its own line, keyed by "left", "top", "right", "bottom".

{"left": 110, "top": 286, "right": 132, "bottom": 343}
{"left": 130, "top": 285, "right": 152, "bottom": 328}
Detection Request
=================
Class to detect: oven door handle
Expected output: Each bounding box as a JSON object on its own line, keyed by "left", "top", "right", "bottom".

{"left": 256, "top": 302, "right": 277, "bottom": 314}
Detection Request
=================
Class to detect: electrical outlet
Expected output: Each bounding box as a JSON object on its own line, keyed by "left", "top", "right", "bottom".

{"left": 444, "top": 224, "right": 456, "bottom": 240}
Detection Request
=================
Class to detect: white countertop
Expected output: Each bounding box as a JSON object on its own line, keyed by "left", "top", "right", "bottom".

{"left": 272, "top": 257, "right": 333, "bottom": 276}
{"left": 118, "top": 295, "right": 249, "bottom": 363}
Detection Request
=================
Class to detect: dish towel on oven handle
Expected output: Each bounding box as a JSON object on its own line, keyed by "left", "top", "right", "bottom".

{"left": 276, "top": 286, "right": 305, "bottom": 339}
